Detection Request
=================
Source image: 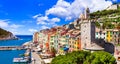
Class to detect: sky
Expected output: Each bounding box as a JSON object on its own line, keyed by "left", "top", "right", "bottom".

{"left": 0, "top": 0, "right": 119, "bottom": 35}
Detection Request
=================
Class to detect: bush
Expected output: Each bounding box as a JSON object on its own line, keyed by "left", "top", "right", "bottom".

{"left": 51, "top": 51, "right": 116, "bottom": 64}
{"left": 84, "top": 51, "right": 116, "bottom": 64}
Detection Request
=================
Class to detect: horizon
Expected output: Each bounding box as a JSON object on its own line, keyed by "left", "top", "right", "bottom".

{"left": 0, "top": 0, "right": 120, "bottom": 35}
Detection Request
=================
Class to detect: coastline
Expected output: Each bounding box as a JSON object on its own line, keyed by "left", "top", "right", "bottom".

{"left": 0, "top": 35, "right": 19, "bottom": 40}
{"left": 0, "top": 35, "right": 32, "bottom": 64}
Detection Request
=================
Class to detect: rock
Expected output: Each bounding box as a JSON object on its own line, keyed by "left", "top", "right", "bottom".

{"left": 0, "top": 28, "right": 18, "bottom": 40}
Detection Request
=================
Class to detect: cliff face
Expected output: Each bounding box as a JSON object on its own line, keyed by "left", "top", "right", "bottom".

{"left": 0, "top": 28, "right": 18, "bottom": 40}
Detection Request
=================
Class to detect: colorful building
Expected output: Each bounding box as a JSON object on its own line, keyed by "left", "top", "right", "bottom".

{"left": 95, "top": 28, "right": 106, "bottom": 40}
{"left": 33, "top": 32, "right": 39, "bottom": 44}
{"left": 106, "top": 29, "right": 120, "bottom": 44}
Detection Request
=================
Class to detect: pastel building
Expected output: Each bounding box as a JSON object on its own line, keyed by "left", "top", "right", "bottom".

{"left": 106, "top": 29, "right": 113, "bottom": 42}
{"left": 106, "top": 29, "right": 120, "bottom": 44}
{"left": 95, "top": 28, "right": 106, "bottom": 40}
{"left": 33, "top": 32, "right": 39, "bottom": 44}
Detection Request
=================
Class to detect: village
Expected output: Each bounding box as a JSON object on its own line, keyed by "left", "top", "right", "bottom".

{"left": 32, "top": 4, "right": 120, "bottom": 64}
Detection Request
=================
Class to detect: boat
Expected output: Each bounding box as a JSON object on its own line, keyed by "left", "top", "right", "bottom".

{"left": 13, "top": 57, "right": 29, "bottom": 64}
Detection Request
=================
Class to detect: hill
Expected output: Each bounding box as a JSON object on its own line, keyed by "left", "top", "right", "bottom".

{"left": 90, "top": 4, "right": 120, "bottom": 30}
{"left": 0, "top": 28, "right": 18, "bottom": 40}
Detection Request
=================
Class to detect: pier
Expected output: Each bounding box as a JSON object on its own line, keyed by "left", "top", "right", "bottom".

{"left": 0, "top": 46, "right": 27, "bottom": 50}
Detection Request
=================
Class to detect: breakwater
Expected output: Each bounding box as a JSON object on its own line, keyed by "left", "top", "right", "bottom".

{"left": 0, "top": 46, "right": 27, "bottom": 50}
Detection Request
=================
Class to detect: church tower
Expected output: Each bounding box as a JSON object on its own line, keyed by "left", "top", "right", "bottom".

{"left": 84, "top": 7, "right": 90, "bottom": 19}
{"left": 80, "top": 8, "right": 95, "bottom": 50}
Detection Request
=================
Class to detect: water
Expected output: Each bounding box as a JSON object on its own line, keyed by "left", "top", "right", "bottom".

{"left": 0, "top": 35, "right": 32, "bottom": 64}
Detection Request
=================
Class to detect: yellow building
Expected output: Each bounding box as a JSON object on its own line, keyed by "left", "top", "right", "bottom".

{"left": 106, "top": 31, "right": 112, "bottom": 42}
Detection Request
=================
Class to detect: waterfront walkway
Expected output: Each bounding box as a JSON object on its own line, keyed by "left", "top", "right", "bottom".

{"left": 31, "top": 52, "right": 42, "bottom": 64}
{"left": 0, "top": 46, "right": 27, "bottom": 50}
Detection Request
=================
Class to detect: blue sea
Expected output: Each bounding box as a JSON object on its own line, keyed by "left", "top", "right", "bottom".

{"left": 0, "top": 35, "right": 32, "bottom": 64}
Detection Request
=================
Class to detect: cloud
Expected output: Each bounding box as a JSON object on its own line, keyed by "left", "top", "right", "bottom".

{"left": 36, "top": 16, "right": 48, "bottom": 25}
{"left": 10, "top": 24, "right": 23, "bottom": 28}
{"left": 50, "top": 18, "right": 60, "bottom": 24}
{"left": 28, "top": 29, "right": 38, "bottom": 32}
{"left": 41, "top": 25, "right": 49, "bottom": 29}
{"left": 33, "top": 14, "right": 60, "bottom": 25}
{"left": 0, "top": 19, "right": 23, "bottom": 28}
{"left": 0, "top": 19, "right": 23, "bottom": 34}
{"left": 33, "top": 0, "right": 112, "bottom": 30}
{"left": 33, "top": 14, "right": 42, "bottom": 19}
{"left": 46, "top": 0, "right": 112, "bottom": 20}
{"left": 0, "top": 20, "right": 9, "bottom": 27}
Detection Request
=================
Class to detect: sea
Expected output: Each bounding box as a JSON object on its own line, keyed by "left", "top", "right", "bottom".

{"left": 0, "top": 35, "right": 32, "bottom": 64}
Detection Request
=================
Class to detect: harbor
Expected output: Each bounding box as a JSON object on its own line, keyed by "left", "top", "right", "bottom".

{"left": 0, "top": 35, "right": 32, "bottom": 64}
{"left": 13, "top": 41, "right": 32, "bottom": 64}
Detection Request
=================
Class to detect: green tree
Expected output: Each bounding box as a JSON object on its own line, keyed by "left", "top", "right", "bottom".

{"left": 51, "top": 51, "right": 116, "bottom": 64}
{"left": 84, "top": 51, "right": 116, "bottom": 64}
{"left": 95, "top": 22, "right": 100, "bottom": 28}
{"left": 51, "top": 51, "right": 91, "bottom": 64}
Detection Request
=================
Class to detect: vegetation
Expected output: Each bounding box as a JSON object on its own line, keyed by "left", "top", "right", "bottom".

{"left": 51, "top": 51, "right": 116, "bottom": 64}
{"left": 90, "top": 9, "right": 120, "bottom": 19}
{"left": 90, "top": 7, "right": 120, "bottom": 30}
{"left": 0, "top": 28, "right": 11, "bottom": 38}
{"left": 84, "top": 51, "right": 116, "bottom": 64}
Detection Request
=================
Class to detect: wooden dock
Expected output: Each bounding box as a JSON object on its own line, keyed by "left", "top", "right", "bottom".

{"left": 0, "top": 46, "right": 28, "bottom": 50}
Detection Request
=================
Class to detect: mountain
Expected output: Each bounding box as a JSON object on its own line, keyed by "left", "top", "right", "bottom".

{"left": 0, "top": 28, "right": 18, "bottom": 40}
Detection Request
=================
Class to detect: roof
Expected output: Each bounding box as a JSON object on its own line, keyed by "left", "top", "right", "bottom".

{"left": 85, "top": 43, "right": 104, "bottom": 51}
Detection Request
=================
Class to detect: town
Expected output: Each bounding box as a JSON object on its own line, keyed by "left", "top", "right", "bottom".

{"left": 32, "top": 4, "right": 120, "bottom": 64}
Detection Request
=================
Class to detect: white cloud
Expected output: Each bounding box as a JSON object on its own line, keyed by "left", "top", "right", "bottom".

{"left": 0, "top": 19, "right": 23, "bottom": 35}
{"left": 10, "top": 24, "right": 23, "bottom": 28}
{"left": 33, "top": 14, "right": 60, "bottom": 25}
{"left": 0, "top": 20, "right": 9, "bottom": 27}
{"left": 41, "top": 25, "right": 49, "bottom": 29}
{"left": 36, "top": 16, "right": 48, "bottom": 25}
{"left": 28, "top": 29, "right": 38, "bottom": 32}
{"left": 45, "top": 0, "right": 112, "bottom": 20}
{"left": 33, "top": 14, "right": 42, "bottom": 19}
{"left": 0, "top": 19, "right": 23, "bottom": 28}
{"left": 50, "top": 18, "right": 60, "bottom": 23}
{"left": 33, "top": 0, "right": 112, "bottom": 30}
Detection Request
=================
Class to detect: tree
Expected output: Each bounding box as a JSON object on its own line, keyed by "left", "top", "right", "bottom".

{"left": 51, "top": 51, "right": 116, "bottom": 64}
{"left": 51, "top": 51, "right": 91, "bottom": 64}
{"left": 84, "top": 51, "right": 116, "bottom": 64}
{"left": 95, "top": 22, "right": 100, "bottom": 28}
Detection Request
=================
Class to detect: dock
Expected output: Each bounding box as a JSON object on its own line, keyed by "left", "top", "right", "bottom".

{"left": 0, "top": 46, "right": 28, "bottom": 50}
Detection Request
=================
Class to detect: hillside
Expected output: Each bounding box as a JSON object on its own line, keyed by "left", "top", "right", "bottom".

{"left": 0, "top": 28, "right": 18, "bottom": 40}
{"left": 90, "top": 4, "right": 120, "bottom": 30}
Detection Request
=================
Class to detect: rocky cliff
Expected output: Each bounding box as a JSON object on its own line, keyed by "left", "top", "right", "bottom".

{"left": 0, "top": 28, "right": 18, "bottom": 40}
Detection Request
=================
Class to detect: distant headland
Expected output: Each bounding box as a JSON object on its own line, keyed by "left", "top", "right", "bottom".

{"left": 0, "top": 28, "right": 18, "bottom": 40}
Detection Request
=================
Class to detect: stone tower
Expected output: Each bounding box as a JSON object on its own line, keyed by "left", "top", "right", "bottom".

{"left": 80, "top": 8, "right": 95, "bottom": 50}
{"left": 84, "top": 7, "right": 90, "bottom": 19}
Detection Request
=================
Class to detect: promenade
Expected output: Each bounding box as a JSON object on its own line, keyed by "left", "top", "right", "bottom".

{"left": 31, "top": 52, "right": 42, "bottom": 64}
{"left": 31, "top": 46, "right": 45, "bottom": 64}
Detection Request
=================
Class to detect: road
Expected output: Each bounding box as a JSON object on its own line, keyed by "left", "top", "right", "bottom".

{"left": 31, "top": 52, "right": 42, "bottom": 64}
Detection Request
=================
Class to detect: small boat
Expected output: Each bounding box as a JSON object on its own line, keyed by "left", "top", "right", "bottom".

{"left": 13, "top": 57, "right": 29, "bottom": 64}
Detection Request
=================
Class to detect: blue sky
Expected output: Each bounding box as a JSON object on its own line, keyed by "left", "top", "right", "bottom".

{"left": 0, "top": 0, "right": 119, "bottom": 35}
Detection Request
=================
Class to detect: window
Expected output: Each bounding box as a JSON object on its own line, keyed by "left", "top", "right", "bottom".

{"left": 103, "top": 33, "right": 105, "bottom": 35}
{"left": 104, "top": 37, "right": 105, "bottom": 39}
{"left": 96, "top": 32, "right": 98, "bottom": 35}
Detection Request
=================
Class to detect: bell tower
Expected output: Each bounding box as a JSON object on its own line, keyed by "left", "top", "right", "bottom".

{"left": 84, "top": 7, "right": 90, "bottom": 19}
{"left": 80, "top": 8, "right": 95, "bottom": 50}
